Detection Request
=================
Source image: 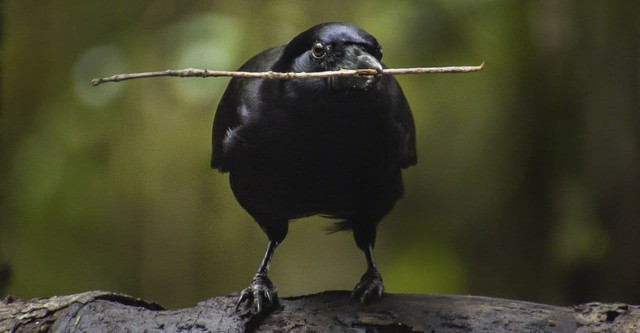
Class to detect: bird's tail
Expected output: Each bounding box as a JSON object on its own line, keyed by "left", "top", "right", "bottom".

{"left": 324, "top": 218, "right": 353, "bottom": 234}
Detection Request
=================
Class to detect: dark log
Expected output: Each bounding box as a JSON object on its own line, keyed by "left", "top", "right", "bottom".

{"left": 1, "top": 290, "right": 638, "bottom": 332}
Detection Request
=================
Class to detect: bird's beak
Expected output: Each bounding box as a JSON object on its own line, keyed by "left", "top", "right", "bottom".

{"left": 332, "top": 46, "right": 383, "bottom": 91}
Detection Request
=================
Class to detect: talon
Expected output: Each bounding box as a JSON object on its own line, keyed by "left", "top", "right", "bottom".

{"left": 264, "top": 288, "right": 276, "bottom": 306}
{"left": 236, "top": 274, "right": 280, "bottom": 317}
{"left": 268, "top": 288, "right": 280, "bottom": 307}
{"left": 254, "top": 294, "right": 263, "bottom": 315}
{"left": 236, "top": 289, "right": 250, "bottom": 312}
{"left": 238, "top": 289, "right": 250, "bottom": 303}
{"left": 351, "top": 268, "right": 384, "bottom": 304}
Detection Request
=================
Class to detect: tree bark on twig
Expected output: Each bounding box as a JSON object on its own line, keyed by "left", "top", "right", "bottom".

{"left": 1, "top": 290, "right": 638, "bottom": 333}
{"left": 90, "top": 64, "right": 485, "bottom": 86}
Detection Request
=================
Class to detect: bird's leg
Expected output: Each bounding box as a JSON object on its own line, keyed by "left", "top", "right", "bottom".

{"left": 351, "top": 244, "right": 385, "bottom": 303}
{"left": 236, "top": 240, "right": 281, "bottom": 317}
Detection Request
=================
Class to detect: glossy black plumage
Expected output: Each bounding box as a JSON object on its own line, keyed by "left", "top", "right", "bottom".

{"left": 211, "top": 22, "right": 416, "bottom": 317}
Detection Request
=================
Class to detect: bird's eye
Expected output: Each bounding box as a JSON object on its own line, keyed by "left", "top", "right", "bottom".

{"left": 311, "top": 42, "right": 325, "bottom": 59}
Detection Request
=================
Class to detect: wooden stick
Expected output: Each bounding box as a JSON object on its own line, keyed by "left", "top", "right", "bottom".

{"left": 91, "top": 63, "right": 484, "bottom": 86}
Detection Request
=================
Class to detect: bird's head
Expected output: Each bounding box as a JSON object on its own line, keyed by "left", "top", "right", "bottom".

{"left": 277, "top": 22, "right": 384, "bottom": 91}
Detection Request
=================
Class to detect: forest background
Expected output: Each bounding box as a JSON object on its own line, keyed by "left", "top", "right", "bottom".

{"left": 2, "top": 0, "right": 638, "bottom": 309}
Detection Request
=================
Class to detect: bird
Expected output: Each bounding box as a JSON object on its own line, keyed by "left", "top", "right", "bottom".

{"left": 211, "top": 22, "right": 417, "bottom": 317}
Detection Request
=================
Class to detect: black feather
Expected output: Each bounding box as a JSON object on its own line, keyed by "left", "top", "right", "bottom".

{"left": 211, "top": 23, "right": 417, "bottom": 316}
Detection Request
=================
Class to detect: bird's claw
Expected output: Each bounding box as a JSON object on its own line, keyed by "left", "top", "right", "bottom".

{"left": 236, "top": 274, "right": 280, "bottom": 317}
{"left": 351, "top": 268, "right": 384, "bottom": 304}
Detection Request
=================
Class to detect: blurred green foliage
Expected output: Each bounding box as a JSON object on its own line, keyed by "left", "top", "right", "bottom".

{"left": 1, "top": 0, "right": 639, "bottom": 308}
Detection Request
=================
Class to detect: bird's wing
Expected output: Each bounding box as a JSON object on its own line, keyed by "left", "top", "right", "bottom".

{"left": 388, "top": 76, "right": 418, "bottom": 168}
{"left": 400, "top": 95, "right": 418, "bottom": 168}
{"left": 211, "top": 46, "right": 284, "bottom": 172}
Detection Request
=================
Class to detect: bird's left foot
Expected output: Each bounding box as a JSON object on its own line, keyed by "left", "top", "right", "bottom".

{"left": 351, "top": 268, "right": 384, "bottom": 304}
{"left": 236, "top": 273, "right": 280, "bottom": 318}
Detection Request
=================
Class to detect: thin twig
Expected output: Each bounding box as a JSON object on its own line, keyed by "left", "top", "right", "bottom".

{"left": 91, "top": 63, "right": 484, "bottom": 86}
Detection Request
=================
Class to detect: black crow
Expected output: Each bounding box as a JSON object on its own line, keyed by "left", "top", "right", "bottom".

{"left": 211, "top": 22, "right": 417, "bottom": 317}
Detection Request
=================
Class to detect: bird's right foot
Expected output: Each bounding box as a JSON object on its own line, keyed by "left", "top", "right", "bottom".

{"left": 236, "top": 273, "right": 280, "bottom": 317}
{"left": 351, "top": 267, "right": 384, "bottom": 304}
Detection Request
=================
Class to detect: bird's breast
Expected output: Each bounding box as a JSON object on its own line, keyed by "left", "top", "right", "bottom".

{"left": 267, "top": 100, "right": 397, "bottom": 186}
{"left": 228, "top": 94, "right": 402, "bottom": 218}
